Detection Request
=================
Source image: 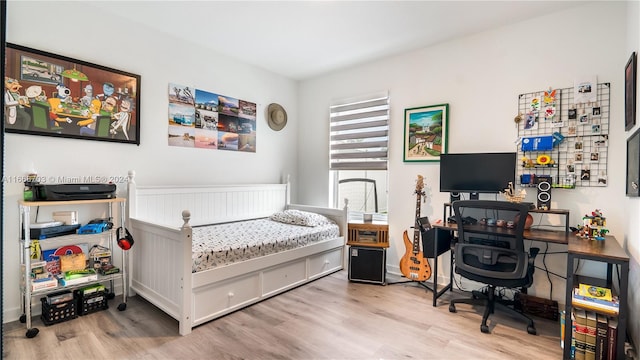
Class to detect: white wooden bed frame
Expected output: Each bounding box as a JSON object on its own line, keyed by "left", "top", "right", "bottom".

{"left": 125, "top": 171, "right": 348, "bottom": 335}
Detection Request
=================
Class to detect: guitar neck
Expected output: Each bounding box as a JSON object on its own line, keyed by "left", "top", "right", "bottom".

{"left": 412, "top": 191, "right": 422, "bottom": 254}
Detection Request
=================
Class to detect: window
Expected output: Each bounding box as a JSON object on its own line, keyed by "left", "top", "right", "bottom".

{"left": 329, "top": 92, "right": 389, "bottom": 219}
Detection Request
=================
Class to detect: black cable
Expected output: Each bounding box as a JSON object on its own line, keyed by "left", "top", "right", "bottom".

{"left": 542, "top": 242, "right": 553, "bottom": 300}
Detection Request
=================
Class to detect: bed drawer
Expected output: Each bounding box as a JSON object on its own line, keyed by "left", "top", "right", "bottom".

{"left": 262, "top": 260, "right": 306, "bottom": 296}
{"left": 309, "top": 247, "right": 343, "bottom": 279}
{"left": 193, "top": 273, "right": 261, "bottom": 322}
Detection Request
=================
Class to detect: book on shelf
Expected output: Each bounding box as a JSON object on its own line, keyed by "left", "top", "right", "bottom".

{"left": 571, "top": 311, "right": 576, "bottom": 359}
{"left": 572, "top": 288, "right": 619, "bottom": 315}
{"left": 578, "top": 283, "right": 613, "bottom": 301}
{"left": 607, "top": 318, "right": 618, "bottom": 360}
{"left": 595, "top": 313, "right": 608, "bottom": 360}
{"left": 56, "top": 269, "right": 98, "bottom": 287}
{"left": 574, "top": 308, "right": 587, "bottom": 360}
{"left": 585, "top": 311, "right": 597, "bottom": 360}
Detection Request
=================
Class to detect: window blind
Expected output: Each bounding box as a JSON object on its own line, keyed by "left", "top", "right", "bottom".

{"left": 329, "top": 91, "right": 389, "bottom": 170}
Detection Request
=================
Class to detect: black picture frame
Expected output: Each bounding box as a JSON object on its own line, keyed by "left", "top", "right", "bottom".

{"left": 4, "top": 43, "right": 141, "bottom": 145}
{"left": 626, "top": 127, "right": 640, "bottom": 196}
{"left": 625, "top": 51, "right": 636, "bottom": 132}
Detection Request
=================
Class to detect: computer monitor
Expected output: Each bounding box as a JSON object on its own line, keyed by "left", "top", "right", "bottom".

{"left": 439, "top": 152, "right": 516, "bottom": 195}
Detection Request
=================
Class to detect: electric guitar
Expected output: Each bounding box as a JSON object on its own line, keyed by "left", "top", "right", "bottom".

{"left": 399, "top": 175, "right": 432, "bottom": 282}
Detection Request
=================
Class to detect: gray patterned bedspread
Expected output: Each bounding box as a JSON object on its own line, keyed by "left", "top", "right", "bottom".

{"left": 191, "top": 218, "right": 340, "bottom": 273}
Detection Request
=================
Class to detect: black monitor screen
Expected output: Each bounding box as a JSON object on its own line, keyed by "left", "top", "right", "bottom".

{"left": 439, "top": 152, "right": 516, "bottom": 194}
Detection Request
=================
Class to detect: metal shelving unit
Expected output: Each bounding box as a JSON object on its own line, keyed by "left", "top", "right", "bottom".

{"left": 18, "top": 198, "right": 128, "bottom": 338}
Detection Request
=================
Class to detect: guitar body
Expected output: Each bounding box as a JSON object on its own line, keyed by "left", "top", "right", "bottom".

{"left": 399, "top": 175, "right": 432, "bottom": 282}
{"left": 399, "top": 230, "right": 431, "bottom": 281}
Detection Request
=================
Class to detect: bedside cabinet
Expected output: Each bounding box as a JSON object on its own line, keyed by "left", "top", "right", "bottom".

{"left": 347, "top": 221, "right": 388, "bottom": 285}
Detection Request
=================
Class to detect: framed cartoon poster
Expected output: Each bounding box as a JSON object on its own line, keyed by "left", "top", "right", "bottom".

{"left": 403, "top": 103, "right": 449, "bottom": 162}
{"left": 4, "top": 43, "right": 141, "bottom": 145}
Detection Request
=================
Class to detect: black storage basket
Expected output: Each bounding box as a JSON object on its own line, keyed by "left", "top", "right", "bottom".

{"left": 421, "top": 227, "right": 453, "bottom": 258}
{"left": 40, "top": 297, "right": 77, "bottom": 325}
{"left": 75, "top": 289, "right": 108, "bottom": 316}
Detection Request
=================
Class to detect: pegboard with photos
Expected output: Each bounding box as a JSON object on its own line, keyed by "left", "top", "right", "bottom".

{"left": 516, "top": 82, "right": 610, "bottom": 188}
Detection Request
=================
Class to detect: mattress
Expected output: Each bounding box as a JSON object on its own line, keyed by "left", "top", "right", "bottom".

{"left": 191, "top": 218, "right": 340, "bottom": 273}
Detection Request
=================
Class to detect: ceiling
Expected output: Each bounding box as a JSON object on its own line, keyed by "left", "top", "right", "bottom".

{"left": 89, "top": 1, "right": 588, "bottom": 81}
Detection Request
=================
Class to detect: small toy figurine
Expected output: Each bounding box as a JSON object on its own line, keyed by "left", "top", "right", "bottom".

{"left": 576, "top": 209, "right": 609, "bottom": 240}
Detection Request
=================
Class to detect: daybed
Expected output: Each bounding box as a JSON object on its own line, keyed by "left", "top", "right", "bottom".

{"left": 125, "top": 171, "right": 348, "bottom": 335}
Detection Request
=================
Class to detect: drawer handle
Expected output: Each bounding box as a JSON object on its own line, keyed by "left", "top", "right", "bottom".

{"left": 228, "top": 292, "right": 234, "bottom": 298}
{"left": 324, "top": 260, "right": 330, "bottom": 265}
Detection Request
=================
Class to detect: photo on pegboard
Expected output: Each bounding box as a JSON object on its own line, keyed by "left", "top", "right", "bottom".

{"left": 574, "top": 76, "right": 598, "bottom": 104}
{"left": 524, "top": 111, "right": 538, "bottom": 130}
{"left": 597, "top": 172, "right": 607, "bottom": 186}
{"left": 579, "top": 113, "right": 590, "bottom": 125}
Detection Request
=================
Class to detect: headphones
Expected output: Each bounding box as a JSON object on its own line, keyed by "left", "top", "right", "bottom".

{"left": 117, "top": 227, "right": 135, "bottom": 250}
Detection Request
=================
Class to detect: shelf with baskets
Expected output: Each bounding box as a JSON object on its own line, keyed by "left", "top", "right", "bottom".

{"left": 18, "top": 198, "right": 128, "bottom": 339}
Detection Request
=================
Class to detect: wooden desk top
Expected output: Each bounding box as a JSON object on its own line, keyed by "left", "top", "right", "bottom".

{"left": 432, "top": 223, "right": 630, "bottom": 258}
{"left": 432, "top": 221, "right": 569, "bottom": 244}
{"left": 568, "top": 235, "right": 629, "bottom": 261}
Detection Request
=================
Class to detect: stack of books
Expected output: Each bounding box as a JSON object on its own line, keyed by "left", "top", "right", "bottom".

{"left": 572, "top": 284, "right": 619, "bottom": 315}
{"left": 56, "top": 269, "right": 98, "bottom": 287}
{"left": 23, "top": 260, "right": 58, "bottom": 291}
{"left": 571, "top": 308, "right": 618, "bottom": 360}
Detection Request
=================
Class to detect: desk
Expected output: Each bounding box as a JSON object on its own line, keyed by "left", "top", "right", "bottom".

{"left": 563, "top": 235, "right": 629, "bottom": 360}
{"left": 433, "top": 222, "right": 569, "bottom": 244}
{"left": 434, "top": 220, "right": 628, "bottom": 359}
{"left": 443, "top": 203, "right": 570, "bottom": 233}
{"left": 429, "top": 221, "right": 568, "bottom": 306}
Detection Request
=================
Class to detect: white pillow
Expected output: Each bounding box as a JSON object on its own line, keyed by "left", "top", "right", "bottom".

{"left": 270, "top": 209, "right": 333, "bottom": 227}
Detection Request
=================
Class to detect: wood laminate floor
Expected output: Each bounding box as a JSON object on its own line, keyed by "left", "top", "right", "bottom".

{"left": 2, "top": 271, "right": 563, "bottom": 359}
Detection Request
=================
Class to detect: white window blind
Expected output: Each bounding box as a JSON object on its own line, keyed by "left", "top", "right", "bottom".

{"left": 330, "top": 91, "right": 389, "bottom": 170}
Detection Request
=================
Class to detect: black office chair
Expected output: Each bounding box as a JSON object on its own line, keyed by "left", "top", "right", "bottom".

{"left": 449, "top": 200, "right": 539, "bottom": 335}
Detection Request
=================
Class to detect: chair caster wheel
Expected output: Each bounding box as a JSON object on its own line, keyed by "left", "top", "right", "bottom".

{"left": 19, "top": 314, "right": 26, "bottom": 323}
{"left": 480, "top": 324, "right": 490, "bottom": 334}
{"left": 117, "top": 303, "right": 127, "bottom": 311}
{"left": 527, "top": 326, "right": 537, "bottom": 335}
{"left": 449, "top": 304, "right": 456, "bottom": 313}
{"left": 26, "top": 328, "right": 39, "bottom": 338}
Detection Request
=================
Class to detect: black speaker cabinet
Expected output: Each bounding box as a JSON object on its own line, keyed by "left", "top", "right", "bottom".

{"left": 450, "top": 192, "right": 461, "bottom": 203}
{"left": 348, "top": 246, "right": 386, "bottom": 285}
{"left": 536, "top": 176, "right": 552, "bottom": 210}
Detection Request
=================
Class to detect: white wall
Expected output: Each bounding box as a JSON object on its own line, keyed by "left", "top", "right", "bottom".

{"left": 299, "top": 0, "right": 634, "bottom": 340}
{"left": 2, "top": 1, "right": 299, "bottom": 322}
{"left": 625, "top": 0, "right": 640, "bottom": 352}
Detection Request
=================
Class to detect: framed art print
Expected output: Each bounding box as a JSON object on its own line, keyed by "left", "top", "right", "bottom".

{"left": 625, "top": 51, "right": 636, "bottom": 132}
{"left": 4, "top": 43, "right": 141, "bottom": 145}
{"left": 403, "top": 103, "right": 448, "bottom": 162}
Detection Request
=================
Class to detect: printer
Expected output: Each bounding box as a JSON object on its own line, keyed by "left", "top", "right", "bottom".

{"left": 33, "top": 183, "right": 117, "bottom": 201}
